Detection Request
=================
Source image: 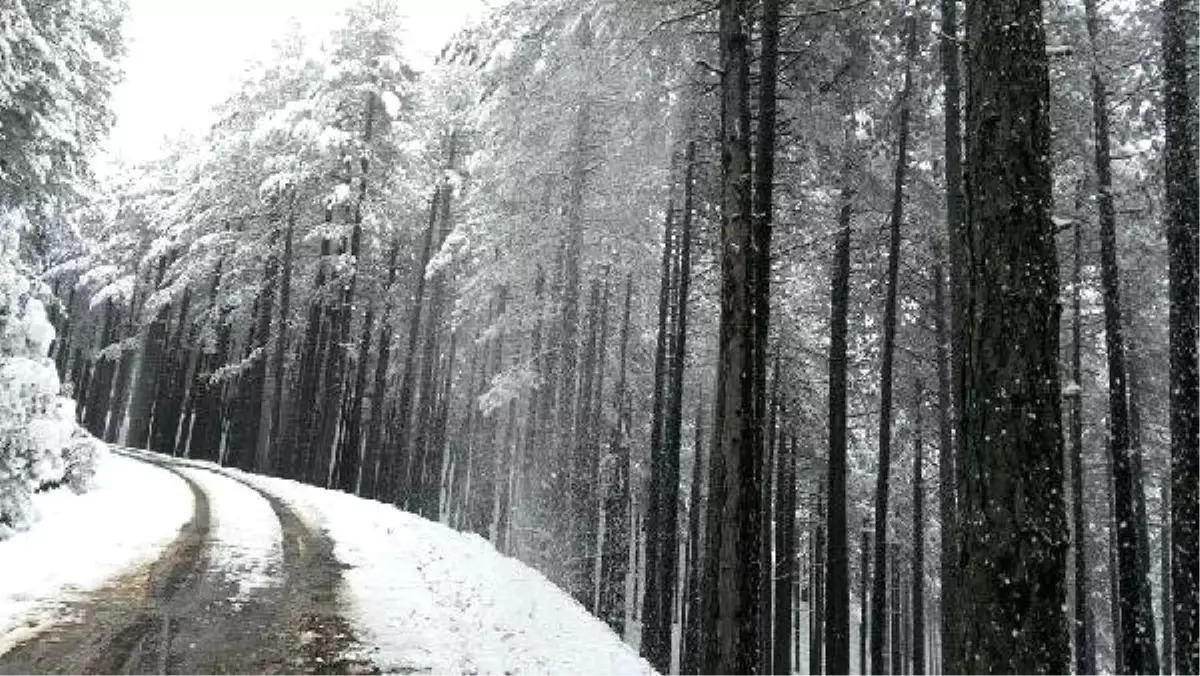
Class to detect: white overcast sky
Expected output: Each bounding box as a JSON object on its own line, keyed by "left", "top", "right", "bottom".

{"left": 105, "top": 0, "right": 485, "bottom": 165}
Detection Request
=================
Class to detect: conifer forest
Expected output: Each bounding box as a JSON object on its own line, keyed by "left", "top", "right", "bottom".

{"left": 0, "top": 0, "right": 1197, "bottom": 674}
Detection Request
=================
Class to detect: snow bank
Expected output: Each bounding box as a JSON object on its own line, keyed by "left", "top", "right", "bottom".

{"left": 207, "top": 465, "right": 654, "bottom": 675}
{"left": 0, "top": 452, "right": 193, "bottom": 649}
{"left": 171, "top": 465, "right": 282, "bottom": 604}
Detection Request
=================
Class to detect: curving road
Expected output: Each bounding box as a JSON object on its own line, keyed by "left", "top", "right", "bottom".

{"left": 0, "top": 452, "right": 377, "bottom": 675}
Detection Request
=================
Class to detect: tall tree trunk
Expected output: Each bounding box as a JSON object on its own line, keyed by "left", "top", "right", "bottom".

{"left": 1163, "top": 0, "right": 1199, "bottom": 671}
{"left": 599, "top": 277, "right": 634, "bottom": 635}
{"left": 1070, "top": 217, "right": 1094, "bottom": 676}
{"left": 386, "top": 188, "right": 443, "bottom": 503}
{"left": 812, "top": 489, "right": 826, "bottom": 676}
{"left": 871, "top": 16, "right": 916, "bottom": 675}
{"left": 912, "top": 384, "right": 925, "bottom": 676}
{"left": 956, "top": 0, "right": 1068, "bottom": 670}
{"left": 775, "top": 428, "right": 797, "bottom": 675}
{"left": 1082, "top": 2, "right": 1159, "bottom": 670}
{"left": 151, "top": 287, "right": 191, "bottom": 457}
{"left": 361, "top": 237, "right": 401, "bottom": 499}
{"left": 412, "top": 162, "right": 456, "bottom": 518}
{"left": 1163, "top": 478, "right": 1174, "bottom": 675}
{"left": 265, "top": 195, "right": 295, "bottom": 478}
{"left": 861, "top": 527, "right": 871, "bottom": 675}
{"left": 126, "top": 257, "right": 169, "bottom": 450}
{"left": 932, "top": 247, "right": 956, "bottom": 676}
{"left": 703, "top": 0, "right": 760, "bottom": 672}
{"left": 890, "top": 543, "right": 901, "bottom": 676}
{"left": 753, "top": 2, "right": 781, "bottom": 668}
{"left": 826, "top": 151, "right": 854, "bottom": 676}
{"left": 642, "top": 200, "right": 677, "bottom": 673}
{"left": 583, "top": 279, "right": 612, "bottom": 607}
{"left": 938, "top": 0, "right": 965, "bottom": 662}
{"left": 683, "top": 392, "right": 706, "bottom": 675}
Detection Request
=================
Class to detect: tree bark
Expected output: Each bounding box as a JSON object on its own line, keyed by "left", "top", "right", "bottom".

{"left": 1163, "top": 0, "right": 1200, "bottom": 671}
{"left": 599, "top": 277, "right": 633, "bottom": 635}
{"left": 957, "top": 0, "right": 1068, "bottom": 670}
{"left": 702, "top": 0, "right": 759, "bottom": 672}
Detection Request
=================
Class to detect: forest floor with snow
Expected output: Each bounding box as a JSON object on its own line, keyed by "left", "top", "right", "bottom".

{"left": 0, "top": 447, "right": 653, "bottom": 675}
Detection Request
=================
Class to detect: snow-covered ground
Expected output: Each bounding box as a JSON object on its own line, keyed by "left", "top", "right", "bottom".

{"left": 171, "top": 465, "right": 282, "bottom": 604}
{"left": 219, "top": 465, "right": 655, "bottom": 675}
{"left": 0, "top": 451, "right": 193, "bottom": 651}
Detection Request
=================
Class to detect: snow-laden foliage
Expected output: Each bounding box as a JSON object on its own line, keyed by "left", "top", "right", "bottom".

{"left": 0, "top": 212, "right": 100, "bottom": 538}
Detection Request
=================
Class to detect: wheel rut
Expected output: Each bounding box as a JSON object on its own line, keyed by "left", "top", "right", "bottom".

{"left": 0, "top": 451, "right": 377, "bottom": 674}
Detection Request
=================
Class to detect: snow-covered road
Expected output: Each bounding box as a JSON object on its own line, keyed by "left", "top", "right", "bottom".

{"left": 0, "top": 447, "right": 654, "bottom": 675}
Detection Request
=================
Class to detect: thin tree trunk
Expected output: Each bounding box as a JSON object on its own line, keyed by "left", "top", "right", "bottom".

{"left": 386, "top": 188, "right": 443, "bottom": 503}
{"left": 938, "top": 0, "right": 965, "bottom": 661}
{"left": 642, "top": 199, "right": 677, "bottom": 673}
{"left": 1070, "top": 217, "right": 1094, "bottom": 676}
{"left": 775, "top": 426, "right": 797, "bottom": 675}
{"left": 265, "top": 195, "right": 295, "bottom": 478}
{"left": 871, "top": 16, "right": 916, "bottom": 675}
{"left": 362, "top": 237, "right": 401, "bottom": 499}
{"left": 683, "top": 392, "right": 705, "bottom": 675}
{"left": 1082, "top": 2, "right": 1159, "bottom": 670}
{"left": 912, "top": 384, "right": 925, "bottom": 676}
{"left": 861, "top": 527, "right": 871, "bottom": 675}
{"left": 599, "top": 277, "right": 634, "bottom": 634}
{"left": 932, "top": 247, "right": 955, "bottom": 676}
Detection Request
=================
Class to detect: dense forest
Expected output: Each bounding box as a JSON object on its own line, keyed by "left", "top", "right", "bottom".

{"left": 1, "top": 0, "right": 1197, "bottom": 673}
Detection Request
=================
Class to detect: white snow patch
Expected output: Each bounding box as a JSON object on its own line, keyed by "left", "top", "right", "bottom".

{"left": 0, "top": 453, "right": 193, "bottom": 650}
{"left": 200, "top": 464, "right": 654, "bottom": 675}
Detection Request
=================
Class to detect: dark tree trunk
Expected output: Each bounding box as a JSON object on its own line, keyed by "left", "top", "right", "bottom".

{"left": 1070, "top": 217, "right": 1094, "bottom": 676}
{"left": 83, "top": 299, "right": 117, "bottom": 437}
{"left": 287, "top": 233, "right": 330, "bottom": 481}
{"left": 775, "top": 429, "right": 797, "bottom": 676}
{"left": 386, "top": 189, "right": 442, "bottom": 504}
{"left": 683, "top": 392, "right": 705, "bottom": 675}
{"left": 912, "top": 384, "right": 925, "bottom": 676}
{"left": 939, "top": 0, "right": 965, "bottom": 662}
{"left": 890, "top": 543, "right": 901, "bottom": 676}
{"left": 642, "top": 199, "right": 676, "bottom": 672}
{"left": 861, "top": 527, "right": 871, "bottom": 675}
{"left": 150, "top": 288, "right": 191, "bottom": 457}
{"left": 581, "top": 279, "right": 612, "bottom": 607}
{"left": 412, "top": 171, "right": 455, "bottom": 519}
{"left": 126, "top": 257, "right": 169, "bottom": 450}
{"left": 362, "top": 237, "right": 401, "bottom": 499}
{"left": 956, "top": 0, "right": 1068, "bottom": 670}
{"left": 599, "top": 277, "right": 634, "bottom": 634}
{"left": 826, "top": 153, "right": 854, "bottom": 676}
{"left": 1162, "top": 478, "right": 1174, "bottom": 675}
{"left": 932, "top": 249, "right": 956, "bottom": 676}
{"left": 571, "top": 279, "right": 601, "bottom": 602}
{"left": 1163, "top": 0, "right": 1199, "bottom": 671}
{"left": 812, "top": 490, "right": 826, "bottom": 676}
{"left": 871, "top": 17, "right": 916, "bottom": 675}
{"left": 1082, "top": 2, "right": 1160, "bottom": 670}
{"left": 265, "top": 196, "right": 295, "bottom": 478}
{"left": 702, "top": 0, "right": 760, "bottom": 672}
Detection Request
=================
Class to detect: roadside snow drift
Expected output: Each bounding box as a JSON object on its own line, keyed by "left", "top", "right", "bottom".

{"left": 0, "top": 451, "right": 193, "bottom": 650}
{"left": 219, "top": 466, "right": 654, "bottom": 675}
